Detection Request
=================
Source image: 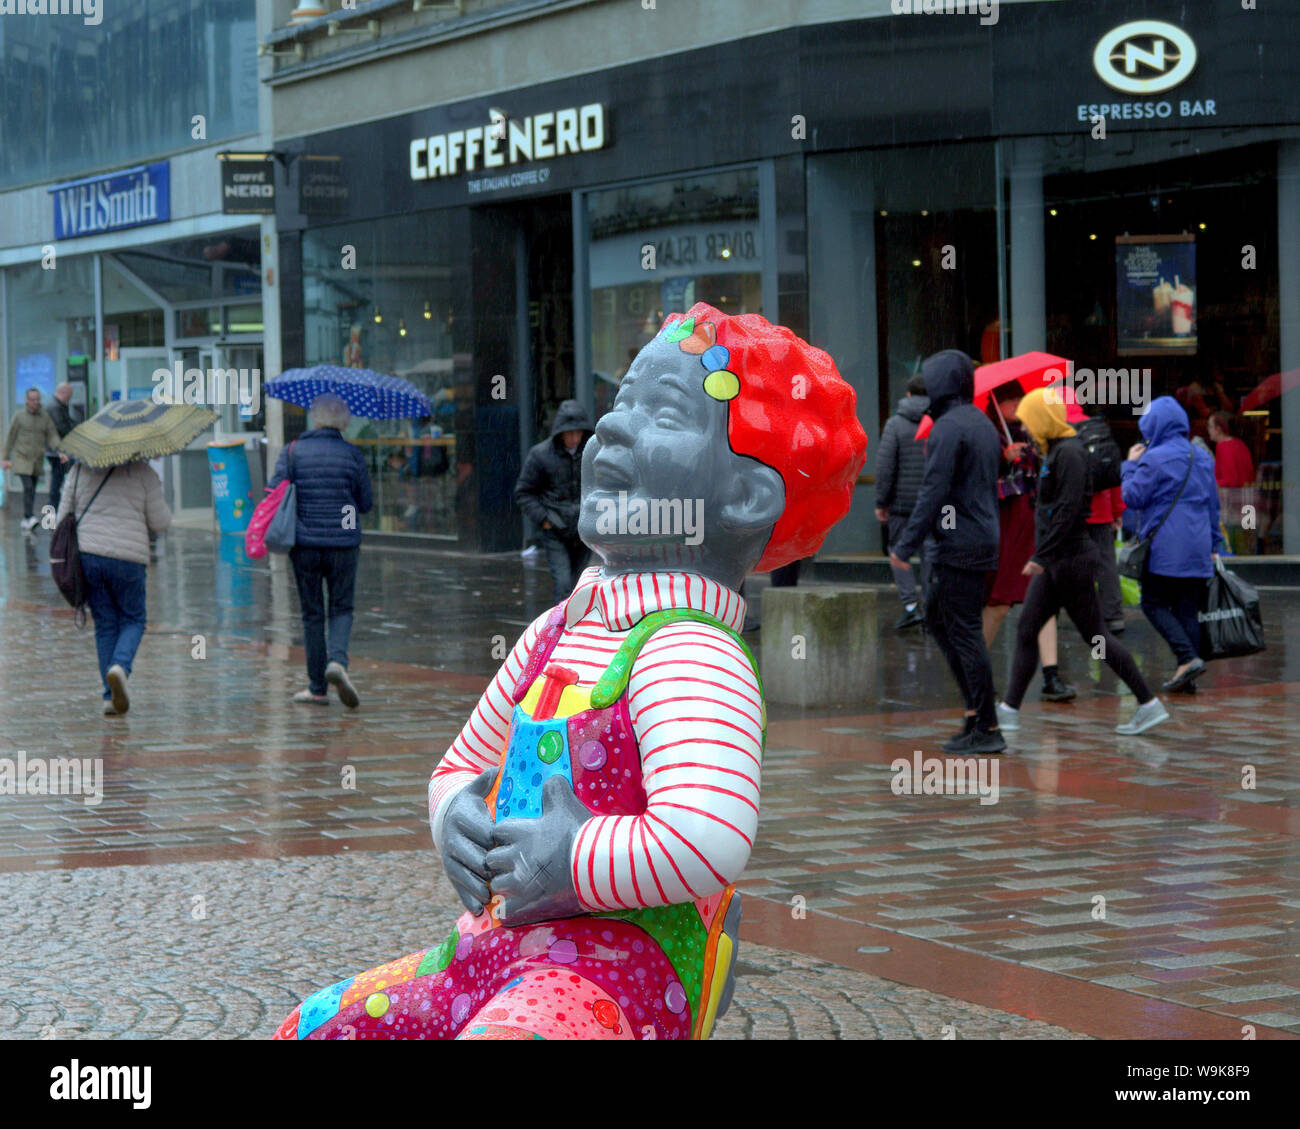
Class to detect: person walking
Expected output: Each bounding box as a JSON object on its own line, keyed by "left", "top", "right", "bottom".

{"left": 268, "top": 393, "right": 374, "bottom": 708}
{"left": 981, "top": 387, "right": 1075, "bottom": 702}
{"left": 46, "top": 383, "right": 81, "bottom": 513}
{"left": 2, "top": 387, "right": 61, "bottom": 532}
{"left": 55, "top": 459, "right": 172, "bottom": 715}
{"left": 514, "top": 398, "right": 594, "bottom": 605}
{"left": 995, "top": 389, "right": 1168, "bottom": 736}
{"left": 1067, "top": 399, "right": 1127, "bottom": 632}
{"left": 890, "top": 350, "right": 1005, "bottom": 755}
{"left": 1122, "top": 396, "right": 1224, "bottom": 694}
{"left": 875, "top": 372, "right": 931, "bottom": 631}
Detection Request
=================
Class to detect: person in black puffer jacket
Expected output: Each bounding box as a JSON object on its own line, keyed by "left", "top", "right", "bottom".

{"left": 268, "top": 393, "right": 374, "bottom": 708}
{"left": 891, "top": 350, "right": 1004, "bottom": 755}
{"left": 875, "top": 372, "right": 931, "bottom": 630}
{"left": 996, "top": 388, "right": 1167, "bottom": 737}
{"left": 514, "top": 398, "right": 594, "bottom": 603}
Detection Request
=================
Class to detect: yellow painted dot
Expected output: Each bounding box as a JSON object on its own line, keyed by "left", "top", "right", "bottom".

{"left": 703, "top": 370, "right": 740, "bottom": 401}
{"left": 365, "top": 992, "right": 390, "bottom": 1018}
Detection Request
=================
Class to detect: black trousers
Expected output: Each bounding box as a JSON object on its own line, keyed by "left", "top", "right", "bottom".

{"left": 542, "top": 529, "right": 589, "bottom": 605}
{"left": 1003, "top": 546, "right": 1153, "bottom": 710}
{"left": 47, "top": 455, "right": 67, "bottom": 512}
{"left": 1088, "top": 522, "right": 1123, "bottom": 622}
{"left": 17, "top": 473, "right": 38, "bottom": 519}
{"left": 925, "top": 563, "right": 998, "bottom": 731}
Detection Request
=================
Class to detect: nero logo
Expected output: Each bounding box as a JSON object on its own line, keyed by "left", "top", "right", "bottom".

{"left": 1093, "top": 21, "right": 1198, "bottom": 96}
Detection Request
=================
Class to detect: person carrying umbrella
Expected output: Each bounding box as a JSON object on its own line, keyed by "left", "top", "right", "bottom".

{"left": 266, "top": 393, "right": 374, "bottom": 708}
{"left": 55, "top": 399, "right": 214, "bottom": 715}
{"left": 995, "top": 388, "right": 1169, "bottom": 736}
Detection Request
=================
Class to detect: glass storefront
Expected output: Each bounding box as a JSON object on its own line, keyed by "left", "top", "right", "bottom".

{"left": 299, "top": 211, "right": 472, "bottom": 539}
{"left": 808, "top": 130, "right": 1299, "bottom": 557}
{"left": 2, "top": 230, "right": 263, "bottom": 513}
{"left": 808, "top": 143, "right": 1001, "bottom": 554}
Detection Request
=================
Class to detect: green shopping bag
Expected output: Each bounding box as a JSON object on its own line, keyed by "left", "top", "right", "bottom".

{"left": 1117, "top": 537, "right": 1140, "bottom": 605}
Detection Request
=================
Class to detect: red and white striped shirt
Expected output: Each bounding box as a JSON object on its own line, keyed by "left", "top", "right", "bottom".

{"left": 428, "top": 568, "right": 763, "bottom": 912}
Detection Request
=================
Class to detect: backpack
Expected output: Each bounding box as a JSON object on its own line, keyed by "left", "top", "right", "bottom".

{"left": 49, "top": 465, "right": 114, "bottom": 623}
{"left": 1076, "top": 416, "right": 1123, "bottom": 491}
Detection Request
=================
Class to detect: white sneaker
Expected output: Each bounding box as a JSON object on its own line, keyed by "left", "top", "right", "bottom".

{"left": 1116, "top": 697, "right": 1170, "bottom": 736}
{"left": 21, "top": 515, "right": 38, "bottom": 531}
{"left": 325, "top": 661, "right": 359, "bottom": 709}
{"left": 106, "top": 664, "right": 130, "bottom": 715}
{"left": 996, "top": 701, "right": 1021, "bottom": 731}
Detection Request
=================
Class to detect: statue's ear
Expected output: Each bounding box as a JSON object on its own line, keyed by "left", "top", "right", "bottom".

{"left": 719, "top": 458, "right": 785, "bottom": 535}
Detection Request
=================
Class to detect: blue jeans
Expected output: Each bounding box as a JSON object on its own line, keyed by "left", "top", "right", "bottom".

{"left": 81, "top": 552, "right": 148, "bottom": 699}
{"left": 289, "top": 545, "right": 359, "bottom": 695}
{"left": 1141, "top": 570, "right": 1204, "bottom": 666}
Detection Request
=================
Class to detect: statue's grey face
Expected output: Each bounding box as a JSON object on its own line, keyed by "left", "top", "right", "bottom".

{"left": 580, "top": 331, "right": 737, "bottom": 555}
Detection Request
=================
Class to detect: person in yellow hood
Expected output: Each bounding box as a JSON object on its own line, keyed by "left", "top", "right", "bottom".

{"left": 994, "top": 387, "right": 1169, "bottom": 737}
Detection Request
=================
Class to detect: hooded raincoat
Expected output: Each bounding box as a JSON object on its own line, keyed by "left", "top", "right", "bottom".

{"left": 1121, "top": 396, "right": 1224, "bottom": 577}
{"left": 893, "top": 351, "right": 1002, "bottom": 570}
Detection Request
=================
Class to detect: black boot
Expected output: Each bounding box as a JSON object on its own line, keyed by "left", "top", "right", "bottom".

{"left": 1041, "top": 667, "right": 1077, "bottom": 702}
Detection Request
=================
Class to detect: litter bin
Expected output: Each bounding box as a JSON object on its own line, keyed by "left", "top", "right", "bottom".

{"left": 207, "top": 439, "right": 253, "bottom": 534}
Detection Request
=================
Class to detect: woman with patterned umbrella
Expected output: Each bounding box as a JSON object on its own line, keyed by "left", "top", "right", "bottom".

{"left": 265, "top": 365, "right": 433, "bottom": 420}
{"left": 57, "top": 399, "right": 217, "bottom": 716}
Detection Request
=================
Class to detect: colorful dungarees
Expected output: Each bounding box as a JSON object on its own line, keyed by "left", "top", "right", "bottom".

{"left": 275, "top": 602, "right": 763, "bottom": 1041}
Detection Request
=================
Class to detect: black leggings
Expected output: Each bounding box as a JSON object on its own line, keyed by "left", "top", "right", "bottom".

{"left": 925, "top": 563, "right": 998, "bottom": 730}
{"left": 1003, "top": 546, "right": 1153, "bottom": 710}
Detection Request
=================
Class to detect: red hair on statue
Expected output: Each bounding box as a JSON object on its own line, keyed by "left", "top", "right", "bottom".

{"left": 659, "top": 303, "right": 868, "bottom": 573}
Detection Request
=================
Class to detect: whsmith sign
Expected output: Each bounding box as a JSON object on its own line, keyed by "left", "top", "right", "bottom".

{"left": 49, "top": 163, "right": 170, "bottom": 240}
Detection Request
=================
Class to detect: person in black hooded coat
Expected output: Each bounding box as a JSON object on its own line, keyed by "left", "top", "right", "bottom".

{"left": 891, "top": 350, "right": 1005, "bottom": 755}
{"left": 515, "top": 398, "right": 595, "bottom": 603}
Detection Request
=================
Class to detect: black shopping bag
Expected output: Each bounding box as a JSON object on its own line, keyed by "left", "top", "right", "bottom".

{"left": 1198, "top": 560, "right": 1265, "bottom": 661}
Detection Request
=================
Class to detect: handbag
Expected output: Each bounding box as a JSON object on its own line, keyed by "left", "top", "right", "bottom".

{"left": 1198, "top": 559, "right": 1265, "bottom": 660}
{"left": 49, "top": 465, "right": 114, "bottom": 622}
{"left": 1117, "top": 452, "right": 1193, "bottom": 580}
{"left": 248, "top": 441, "right": 298, "bottom": 557}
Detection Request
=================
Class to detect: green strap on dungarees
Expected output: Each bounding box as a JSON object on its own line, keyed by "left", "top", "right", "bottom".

{"left": 590, "top": 609, "right": 764, "bottom": 744}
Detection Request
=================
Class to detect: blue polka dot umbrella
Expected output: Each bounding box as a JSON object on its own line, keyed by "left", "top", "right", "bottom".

{"left": 266, "top": 365, "right": 434, "bottom": 420}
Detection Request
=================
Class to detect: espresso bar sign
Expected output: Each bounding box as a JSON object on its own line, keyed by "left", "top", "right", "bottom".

{"left": 221, "top": 157, "right": 276, "bottom": 215}
{"left": 411, "top": 103, "right": 606, "bottom": 181}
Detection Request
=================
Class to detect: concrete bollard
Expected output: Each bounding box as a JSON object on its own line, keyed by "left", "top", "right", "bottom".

{"left": 760, "top": 586, "right": 877, "bottom": 707}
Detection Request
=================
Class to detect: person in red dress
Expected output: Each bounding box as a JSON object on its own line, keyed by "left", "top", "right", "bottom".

{"left": 982, "top": 387, "right": 1075, "bottom": 702}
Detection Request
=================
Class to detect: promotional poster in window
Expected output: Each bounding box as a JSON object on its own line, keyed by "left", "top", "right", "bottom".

{"left": 1116, "top": 234, "right": 1197, "bottom": 356}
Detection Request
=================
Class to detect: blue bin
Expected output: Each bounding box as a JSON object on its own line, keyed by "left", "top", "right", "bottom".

{"left": 207, "top": 439, "right": 253, "bottom": 534}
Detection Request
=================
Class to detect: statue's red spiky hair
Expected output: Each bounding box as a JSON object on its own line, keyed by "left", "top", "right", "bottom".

{"left": 659, "top": 303, "right": 868, "bottom": 573}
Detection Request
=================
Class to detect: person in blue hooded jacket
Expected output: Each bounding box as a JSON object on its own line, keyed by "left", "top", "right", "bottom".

{"left": 268, "top": 393, "right": 375, "bottom": 708}
{"left": 1121, "top": 395, "right": 1224, "bottom": 693}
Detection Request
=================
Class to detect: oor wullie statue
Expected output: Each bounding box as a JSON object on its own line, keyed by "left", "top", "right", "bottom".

{"left": 274, "top": 304, "right": 867, "bottom": 1041}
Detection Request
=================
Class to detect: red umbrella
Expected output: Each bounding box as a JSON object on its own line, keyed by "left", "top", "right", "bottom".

{"left": 1240, "top": 368, "right": 1300, "bottom": 412}
{"left": 915, "top": 352, "right": 1070, "bottom": 440}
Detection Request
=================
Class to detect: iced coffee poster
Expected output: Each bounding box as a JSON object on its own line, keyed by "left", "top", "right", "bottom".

{"left": 1116, "top": 234, "right": 1197, "bottom": 356}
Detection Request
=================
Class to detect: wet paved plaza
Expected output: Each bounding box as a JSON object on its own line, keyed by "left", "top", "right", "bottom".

{"left": 1, "top": 517, "right": 1297, "bottom": 1040}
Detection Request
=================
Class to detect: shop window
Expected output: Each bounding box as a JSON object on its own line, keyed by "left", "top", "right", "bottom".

{"left": 301, "top": 210, "right": 471, "bottom": 539}
{"left": 586, "top": 169, "right": 763, "bottom": 419}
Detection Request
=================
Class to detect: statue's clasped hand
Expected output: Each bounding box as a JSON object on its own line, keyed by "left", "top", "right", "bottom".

{"left": 486, "top": 776, "right": 588, "bottom": 927}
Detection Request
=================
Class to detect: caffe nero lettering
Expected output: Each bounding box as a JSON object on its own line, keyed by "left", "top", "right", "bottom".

{"left": 410, "top": 104, "right": 606, "bottom": 181}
